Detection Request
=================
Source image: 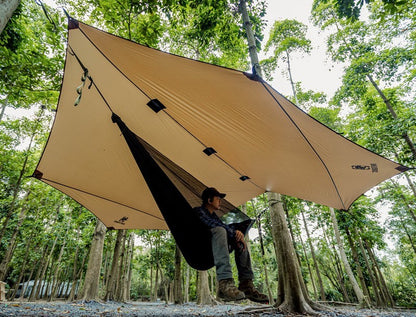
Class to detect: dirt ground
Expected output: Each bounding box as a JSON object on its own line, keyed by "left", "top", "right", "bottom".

{"left": 0, "top": 300, "right": 415, "bottom": 317}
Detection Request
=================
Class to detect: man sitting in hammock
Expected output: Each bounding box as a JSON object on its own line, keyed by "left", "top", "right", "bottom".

{"left": 195, "top": 187, "right": 268, "bottom": 303}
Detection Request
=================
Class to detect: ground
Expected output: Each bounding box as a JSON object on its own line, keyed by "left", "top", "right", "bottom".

{"left": 0, "top": 300, "right": 415, "bottom": 317}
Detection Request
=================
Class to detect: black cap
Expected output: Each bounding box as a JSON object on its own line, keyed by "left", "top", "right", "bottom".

{"left": 202, "top": 187, "right": 226, "bottom": 202}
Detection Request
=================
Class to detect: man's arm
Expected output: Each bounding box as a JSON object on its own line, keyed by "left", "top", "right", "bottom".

{"left": 195, "top": 207, "right": 236, "bottom": 240}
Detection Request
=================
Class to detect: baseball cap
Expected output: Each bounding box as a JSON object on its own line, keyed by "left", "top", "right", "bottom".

{"left": 202, "top": 187, "right": 226, "bottom": 201}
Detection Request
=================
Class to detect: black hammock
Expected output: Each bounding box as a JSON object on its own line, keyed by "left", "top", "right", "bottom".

{"left": 112, "top": 113, "right": 253, "bottom": 270}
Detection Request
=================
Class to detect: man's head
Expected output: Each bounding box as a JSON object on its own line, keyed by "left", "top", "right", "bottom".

{"left": 202, "top": 187, "right": 226, "bottom": 210}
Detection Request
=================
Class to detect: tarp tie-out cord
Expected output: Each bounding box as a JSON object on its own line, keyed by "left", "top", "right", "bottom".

{"left": 68, "top": 47, "right": 94, "bottom": 106}
{"left": 34, "top": 0, "right": 57, "bottom": 31}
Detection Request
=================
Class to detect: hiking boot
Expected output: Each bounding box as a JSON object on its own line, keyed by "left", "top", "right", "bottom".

{"left": 218, "top": 278, "right": 245, "bottom": 301}
{"left": 239, "top": 279, "right": 269, "bottom": 303}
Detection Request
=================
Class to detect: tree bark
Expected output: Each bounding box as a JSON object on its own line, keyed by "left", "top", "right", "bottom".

{"left": 286, "top": 50, "right": 298, "bottom": 104}
{"left": 152, "top": 264, "right": 159, "bottom": 301}
{"left": 48, "top": 239, "right": 67, "bottom": 301}
{"left": 29, "top": 245, "right": 50, "bottom": 301}
{"left": 20, "top": 264, "right": 36, "bottom": 299}
{"left": 119, "top": 232, "right": 131, "bottom": 302}
{"left": 126, "top": 235, "right": 134, "bottom": 301}
{"left": 184, "top": 264, "right": 190, "bottom": 302}
{"left": 8, "top": 239, "right": 33, "bottom": 300}
{"left": 105, "top": 229, "right": 125, "bottom": 301}
{"left": 173, "top": 244, "right": 183, "bottom": 304}
{"left": 197, "top": 270, "right": 214, "bottom": 305}
{"left": 79, "top": 219, "right": 107, "bottom": 301}
{"left": 345, "top": 227, "right": 371, "bottom": 303}
{"left": 329, "top": 208, "right": 368, "bottom": 307}
{"left": 268, "top": 192, "right": 315, "bottom": 314}
{"left": 238, "top": 0, "right": 262, "bottom": 77}
{"left": 0, "top": 193, "right": 29, "bottom": 281}
{"left": 255, "top": 206, "right": 274, "bottom": 304}
{"left": 33, "top": 235, "right": 58, "bottom": 300}
{"left": 115, "top": 231, "right": 128, "bottom": 301}
{"left": 323, "top": 227, "right": 350, "bottom": 302}
{"left": 0, "top": 99, "right": 7, "bottom": 122}
{"left": 68, "top": 229, "right": 81, "bottom": 302}
{"left": 356, "top": 233, "right": 382, "bottom": 305}
{"left": 301, "top": 210, "right": 325, "bottom": 301}
{"left": 0, "top": 0, "right": 19, "bottom": 35}
{"left": 363, "top": 238, "right": 394, "bottom": 307}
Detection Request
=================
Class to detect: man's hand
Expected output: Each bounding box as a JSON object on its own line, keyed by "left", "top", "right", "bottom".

{"left": 235, "top": 230, "right": 247, "bottom": 251}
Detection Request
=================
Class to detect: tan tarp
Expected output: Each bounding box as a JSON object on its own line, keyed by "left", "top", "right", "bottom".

{"left": 34, "top": 20, "right": 407, "bottom": 230}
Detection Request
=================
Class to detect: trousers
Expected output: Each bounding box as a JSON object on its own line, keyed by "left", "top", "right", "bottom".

{"left": 210, "top": 226, "right": 254, "bottom": 281}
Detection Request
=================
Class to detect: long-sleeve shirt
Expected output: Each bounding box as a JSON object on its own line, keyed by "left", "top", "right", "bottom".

{"left": 194, "top": 206, "right": 236, "bottom": 240}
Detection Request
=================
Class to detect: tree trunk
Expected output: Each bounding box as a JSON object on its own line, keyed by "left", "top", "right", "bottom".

{"left": 397, "top": 214, "right": 416, "bottom": 255}
{"left": 256, "top": 208, "right": 274, "bottom": 305}
{"left": 0, "top": 195, "right": 29, "bottom": 281}
{"left": 329, "top": 208, "right": 368, "bottom": 307}
{"left": 298, "top": 230, "right": 318, "bottom": 300}
{"left": 68, "top": 230, "right": 81, "bottom": 302}
{"left": 301, "top": 210, "right": 325, "bottom": 301}
{"left": 49, "top": 239, "right": 67, "bottom": 301}
{"left": 0, "top": 0, "right": 19, "bottom": 35}
{"left": 403, "top": 172, "right": 416, "bottom": 197}
{"left": 105, "top": 229, "right": 125, "bottom": 301}
{"left": 126, "top": 235, "right": 134, "bottom": 301}
{"left": 0, "top": 109, "right": 45, "bottom": 243}
{"left": 173, "top": 244, "right": 183, "bottom": 304}
{"left": 32, "top": 235, "right": 58, "bottom": 300}
{"left": 152, "top": 264, "right": 159, "bottom": 301}
{"left": 21, "top": 264, "right": 36, "bottom": 299}
{"left": 119, "top": 232, "right": 131, "bottom": 302}
{"left": 323, "top": 227, "right": 350, "bottom": 302}
{"left": 268, "top": 192, "right": 315, "bottom": 314}
{"left": 78, "top": 219, "right": 107, "bottom": 301}
{"left": 345, "top": 227, "right": 371, "bottom": 303}
{"left": 356, "top": 233, "right": 382, "bottom": 305}
{"left": 286, "top": 50, "right": 298, "bottom": 104}
{"left": 238, "top": 0, "right": 262, "bottom": 77}
{"left": 115, "top": 231, "right": 128, "bottom": 301}
{"left": 363, "top": 238, "right": 394, "bottom": 307}
{"left": 184, "top": 264, "right": 190, "bottom": 302}
{"left": 0, "top": 99, "right": 7, "bottom": 122}
{"left": 239, "top": 1, "right": 318, "bottom": 312}
{"left": 197, "top": 270, "right": 214, "bottom": 305}
{"left": 29, "top": 245, "right": 49, "bottom": 301}
{"left": 8, "top": 239, "right": 33, "bottom": 300}
{"left": 68, "top": 253, "right": 86, "bottom": 301}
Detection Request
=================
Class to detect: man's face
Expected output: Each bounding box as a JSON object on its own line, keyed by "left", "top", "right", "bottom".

{"left": 208, "top": 195, "right": 221, "bottom": 210}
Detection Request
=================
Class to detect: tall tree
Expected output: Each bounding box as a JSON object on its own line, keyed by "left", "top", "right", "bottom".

{"left": 329, "top": 207, "right": 369, "bottom": 306}
{"left": 312, "top": 0, "right": 416, "bottom": 161}
{"left": 240, "top": 1, "right": 323, "bottom": 313}
{"left": 78, "top": 219, "right": 107, "bottom": 301}
{"left": 263, "top": 19, "right": 312, "bottom": 104}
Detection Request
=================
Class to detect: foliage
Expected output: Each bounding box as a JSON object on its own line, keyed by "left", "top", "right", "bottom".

{"left": 313, "top": 0, "right": 414, "bottom": 21}
{"left": 262, "top": 19, "right": 311, "bottom": 82}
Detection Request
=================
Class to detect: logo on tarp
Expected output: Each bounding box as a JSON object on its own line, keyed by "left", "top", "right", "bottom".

{"left": 352, "top": 164, "right": 378, "bottom": 173}
{"left": 114, "top": 216, "right": 128, "bottom": 225}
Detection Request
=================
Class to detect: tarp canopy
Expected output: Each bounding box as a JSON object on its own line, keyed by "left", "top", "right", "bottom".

{"left": 35, "top": 18, "right": 408, "bottom": 232}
